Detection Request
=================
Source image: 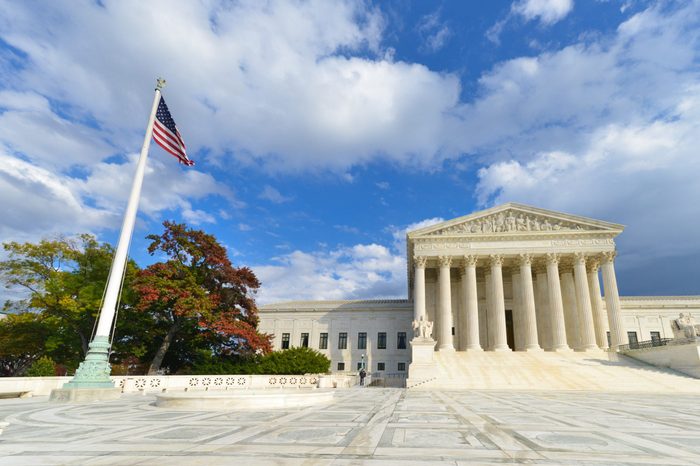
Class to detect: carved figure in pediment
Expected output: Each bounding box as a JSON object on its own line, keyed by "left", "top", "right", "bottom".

{"left": 542, "top": 219, "right": 552, "bottom": 231}
{"left": 494, "top": 213, "right": 505, "bottom": 232}
{"left": 671, "top": 312, "right": 700, "bottom": 339}
{"left": 516, "top": 214, "right": 527, "bottom": 231}
{"left": 505, "top": 212, "right": 516, "bottom": 231}
{"left": 482, "top": 219, "right": 492, "bottom": 233}
{"left": 532, "top": 217, "right": 541, "bottom": 231}
{"left": 553, "top": 222, "right": 562, "bottom": 230}
{"left": 470, "top": 223, "right": 482, "bottom": 233}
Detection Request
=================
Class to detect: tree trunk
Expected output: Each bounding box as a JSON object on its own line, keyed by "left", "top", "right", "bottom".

{"left": 79, "top": 332, "right": 88, "bottom": 356}
{"left": 147, "top": 323, "right": 179, "bottom": 375}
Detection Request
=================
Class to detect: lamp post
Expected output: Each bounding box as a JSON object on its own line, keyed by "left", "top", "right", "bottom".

{"left": 361, "top": 354, "right": 365, "bottom": 371}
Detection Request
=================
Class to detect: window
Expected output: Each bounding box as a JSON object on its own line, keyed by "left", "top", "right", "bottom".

{"left": 319, "top": 332, "right": 328, "bottom": 350}
{"left": 377, "top": 332, "right": 387, "bottom": 349}
{"left": 452, "top": 326, "right": 455, "bottom": 336}
{"left": 398, "top": 362, "right": 406, "bottom": 371}
{"left": 338, "top": 332, "right": 348, "bottom": 350}
{"left": 300, "top": 333, "right": 309, "bottom": 348}
{"left": 606, "top": 331, "right": 611, "bottom": 348}
{"left": 358, "top": 332, "right": 367, "bottom": 350}
{"left": 281, "top": 333, "right": 290, "bottom": 349}
{"left": 397, "top": 332, "right": 407, "bottom": 349}
{"left": 377, "top": 362, "right": 385, "bottom": 371}
{"left": 650, "top": 331, "right": 661, "bottom": 345}
{"left": 337, "top": 362, "right": 345, "bottom": 371}
{"left": 357, "top": 362, "right": 363, "bottom": 370}
{"left": 628, "top": 331, "right": 639, "bottom": 349}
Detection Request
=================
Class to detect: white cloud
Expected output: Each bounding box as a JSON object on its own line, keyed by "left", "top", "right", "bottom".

{"left": 513, "top": 0, "right": 574, "bottom": 25}
{"left": 417, "top": 10, "right": 452, "bottom": 52}
{"left": 0, "top": 0, "right": 463, "bottom": 174}
{"left": 254, "top": 244, "right": 406, "bottom": 304}
{"left": 254, "top": 216, "right": 445, "bottom": 303}
{"left": 258, "top": 185, "right": 293, "bottom": 204}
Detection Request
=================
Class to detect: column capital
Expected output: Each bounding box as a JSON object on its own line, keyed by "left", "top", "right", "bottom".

{"left": 518, "top": 253, "right": 533, "bottom": 266}
{"left": 438, "top": 255, "right": 453, "bottom": 268}
{"left": 463, "top": 254, "right": 478, "bottom": 267}
{"left": 489, "top": 254, "right": 504, "bottom": 267}
{"left": 414, "top": 256, "right": 428, "bottom": 268}
{"left": 545, "top": 252, "right": 560, "bottom": 265}
{"left": 573, "top": 252, "right": 587, "bottom": 265}
{"left": 587, "top": 258, "right": 601, "bottom": 272}
{"left": 601, "top": 251, "right": 617, "bottom": 263}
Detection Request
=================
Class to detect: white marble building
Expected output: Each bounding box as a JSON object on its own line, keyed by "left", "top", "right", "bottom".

{"left": 258, "top": 203, "right": 700, "bottom": 375}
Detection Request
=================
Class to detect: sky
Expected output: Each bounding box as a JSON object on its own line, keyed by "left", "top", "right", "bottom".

{"left": 1, "top": 0, "right": 699, "bottom": 304}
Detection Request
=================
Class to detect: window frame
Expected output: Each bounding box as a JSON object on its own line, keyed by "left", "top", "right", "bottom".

{"left": 377, "top": 332, "right": 387, "bottom": 350}
{"left": 319, "top": 332, "right": 328, "bottom": 350}
{"left": 338, "top": 332, "right": 348, "bottom": 350}
{"left": 281, "top": 333, "right": 290, "bottom": 350}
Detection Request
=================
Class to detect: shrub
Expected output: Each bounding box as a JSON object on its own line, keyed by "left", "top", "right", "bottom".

{"left": 189, "top": 347, "right": 330, "bottom": 375}
{"left": 26, "top": 356, "right": 56, "bottom": 377}
{"left": 256, "top": 347, "right": 330, "bottom": 375}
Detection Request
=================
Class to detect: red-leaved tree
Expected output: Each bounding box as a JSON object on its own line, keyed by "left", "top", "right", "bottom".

{"left": 134, "top": 221, "right": 271, "bottom": 374}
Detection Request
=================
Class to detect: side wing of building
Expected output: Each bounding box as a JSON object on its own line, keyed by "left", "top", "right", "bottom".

{"left": 258, "top": 300, "right": 413, "bottom": 374}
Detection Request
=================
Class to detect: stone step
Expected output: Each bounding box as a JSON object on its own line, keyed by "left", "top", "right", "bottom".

{"left": 420, "top": 350, "right": 700, "bottom": 392}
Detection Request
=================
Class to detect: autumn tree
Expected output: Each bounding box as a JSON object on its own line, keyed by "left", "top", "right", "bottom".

{"left": 135, "top": 221, "right": 271, "bottom": 374}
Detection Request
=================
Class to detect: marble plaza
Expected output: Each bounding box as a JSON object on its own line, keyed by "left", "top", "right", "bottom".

{"left": 2, "top": 388, "right": 700, "bottom": 465}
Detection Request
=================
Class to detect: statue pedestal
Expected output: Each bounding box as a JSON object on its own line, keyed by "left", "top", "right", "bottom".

{"left": 407, "top": 337, "right": 438, "bottom": 386}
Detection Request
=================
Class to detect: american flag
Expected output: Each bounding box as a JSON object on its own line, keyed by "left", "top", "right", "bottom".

{"left": 152, "top": 97, "right": 194, "bottom": 166}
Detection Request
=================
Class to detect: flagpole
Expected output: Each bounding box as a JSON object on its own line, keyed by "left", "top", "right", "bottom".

{"left": 63, "top": 78, "right": 166, "bottom": 390}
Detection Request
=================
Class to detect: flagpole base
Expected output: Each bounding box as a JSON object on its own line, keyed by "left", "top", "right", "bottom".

{"left": 63, "top": 336, "right": 115, "bottom": 389}
{"left": 49, "top": 336, "right": 121, "bottom": 403}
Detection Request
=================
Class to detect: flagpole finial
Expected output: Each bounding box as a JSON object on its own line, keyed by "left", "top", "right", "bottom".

{"left": 156, "top": 77, "right": 166, "bottom": 91}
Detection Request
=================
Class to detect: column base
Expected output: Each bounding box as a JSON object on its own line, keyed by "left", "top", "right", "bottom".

{"left": 464, "top": 346, "right": 484, "bottom": 352}
{"left": 574, "top": 345, "right": 603, "bottom": 353}
{"left": 522, "top": 346, "right": 544, "bottom": 352}
{"left": 549, "top": 346, "right": 572, "bottom": 352}
{"left": 437, "top": 345, "right": 456, "bottom": 352}
{"left": 491, "top": 346, "right": 512, "bottom": 352}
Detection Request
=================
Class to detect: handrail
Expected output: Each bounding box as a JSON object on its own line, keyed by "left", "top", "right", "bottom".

{"left": 618, "top": 338, "right": 673, "bottom": 351}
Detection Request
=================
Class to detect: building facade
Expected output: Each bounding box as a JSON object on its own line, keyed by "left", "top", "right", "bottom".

{"left": 258, "top": 203, "right": 700, "bottom": 373}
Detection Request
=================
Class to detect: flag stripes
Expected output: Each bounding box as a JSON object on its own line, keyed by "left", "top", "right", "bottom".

{"left": 153, "top": 96, "right": 194, "bottom": 166}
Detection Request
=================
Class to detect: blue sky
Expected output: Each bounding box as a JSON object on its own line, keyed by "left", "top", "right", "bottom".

{"left": 1, "top": 0, "right": 699, "bottom": 303}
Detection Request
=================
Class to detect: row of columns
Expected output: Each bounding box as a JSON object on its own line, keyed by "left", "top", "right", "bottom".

{"left": 412, "top": 252, "right": 628, "bottom": 351}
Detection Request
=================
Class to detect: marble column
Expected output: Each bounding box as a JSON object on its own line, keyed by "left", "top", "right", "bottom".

{"left": 573, "top": 253, "right": 598, "bottom": 350}
{"left": 511, "top": 268, "right": 523, "bottom": 351}
{"left": 534, "top": 266, "right": 552, "bottom": 350}
{"left": 413, "top": 256, "right": 427, "bottom": 324}
{"left": 484, "top": 270, "right": 493, "bottom": 350}
{"left": 462, "top": 255, "right": 482, "bottom": 351}
{"left": 489, "top": 255, "right": 510, "bottom": 351}
{"left": 437, "top": 256, "right": 455, "bottom": 351}
{"left": 546, "top": 253, "right": 570, "bottom": 351}
{"left": 560, "top": 267, "right": 579, "bottom": 350}
{"left": 601, "top": 251, "right": 628, "bottom": 348}
{"left": 519, "top": 254, "right": 542, "bottom": 351}
{"left": 587, "top": 259, "right": 609, "bottom": 349}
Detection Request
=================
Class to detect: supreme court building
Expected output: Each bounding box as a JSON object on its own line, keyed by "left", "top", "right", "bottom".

{"left": 258, "top": 203, "right": 700, "bottom": 382}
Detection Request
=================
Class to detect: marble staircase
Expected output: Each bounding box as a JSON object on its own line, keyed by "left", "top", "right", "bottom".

{"left": 412, "top": 350, "right": 700, "bottom": 392}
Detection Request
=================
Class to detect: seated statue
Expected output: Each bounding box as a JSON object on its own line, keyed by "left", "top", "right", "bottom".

{"left": 671, "top": 312, "right": 700, "bottom": 339}
{"left": 412, "top": 316, "right": 434, "bottom": 340}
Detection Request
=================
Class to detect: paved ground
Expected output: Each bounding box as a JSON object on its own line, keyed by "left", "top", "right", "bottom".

{"left": 1, "top": 388, "right": 700, "bottom": 465}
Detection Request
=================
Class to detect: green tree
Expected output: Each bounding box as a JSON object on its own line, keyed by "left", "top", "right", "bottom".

{"left": 0, "top": 235, "right": 140, "bottom": 371}
{"left": 0, "top": 312, "right": 52, "bottom": 376}
{"left": 134, "top": 221, "right": 271, "bottom": 374}
{"left": 26, "top": 356, "right": 56, "bottom": 377}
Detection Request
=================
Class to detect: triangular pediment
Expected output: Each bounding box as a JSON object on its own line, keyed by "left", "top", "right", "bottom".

{"left": 408, "top": 203, "right": 624, "bottom": 238}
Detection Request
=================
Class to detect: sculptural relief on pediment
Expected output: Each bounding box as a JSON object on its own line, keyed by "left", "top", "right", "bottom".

{"left": 427, "top": 209, "right": 595, "bottom": 236}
